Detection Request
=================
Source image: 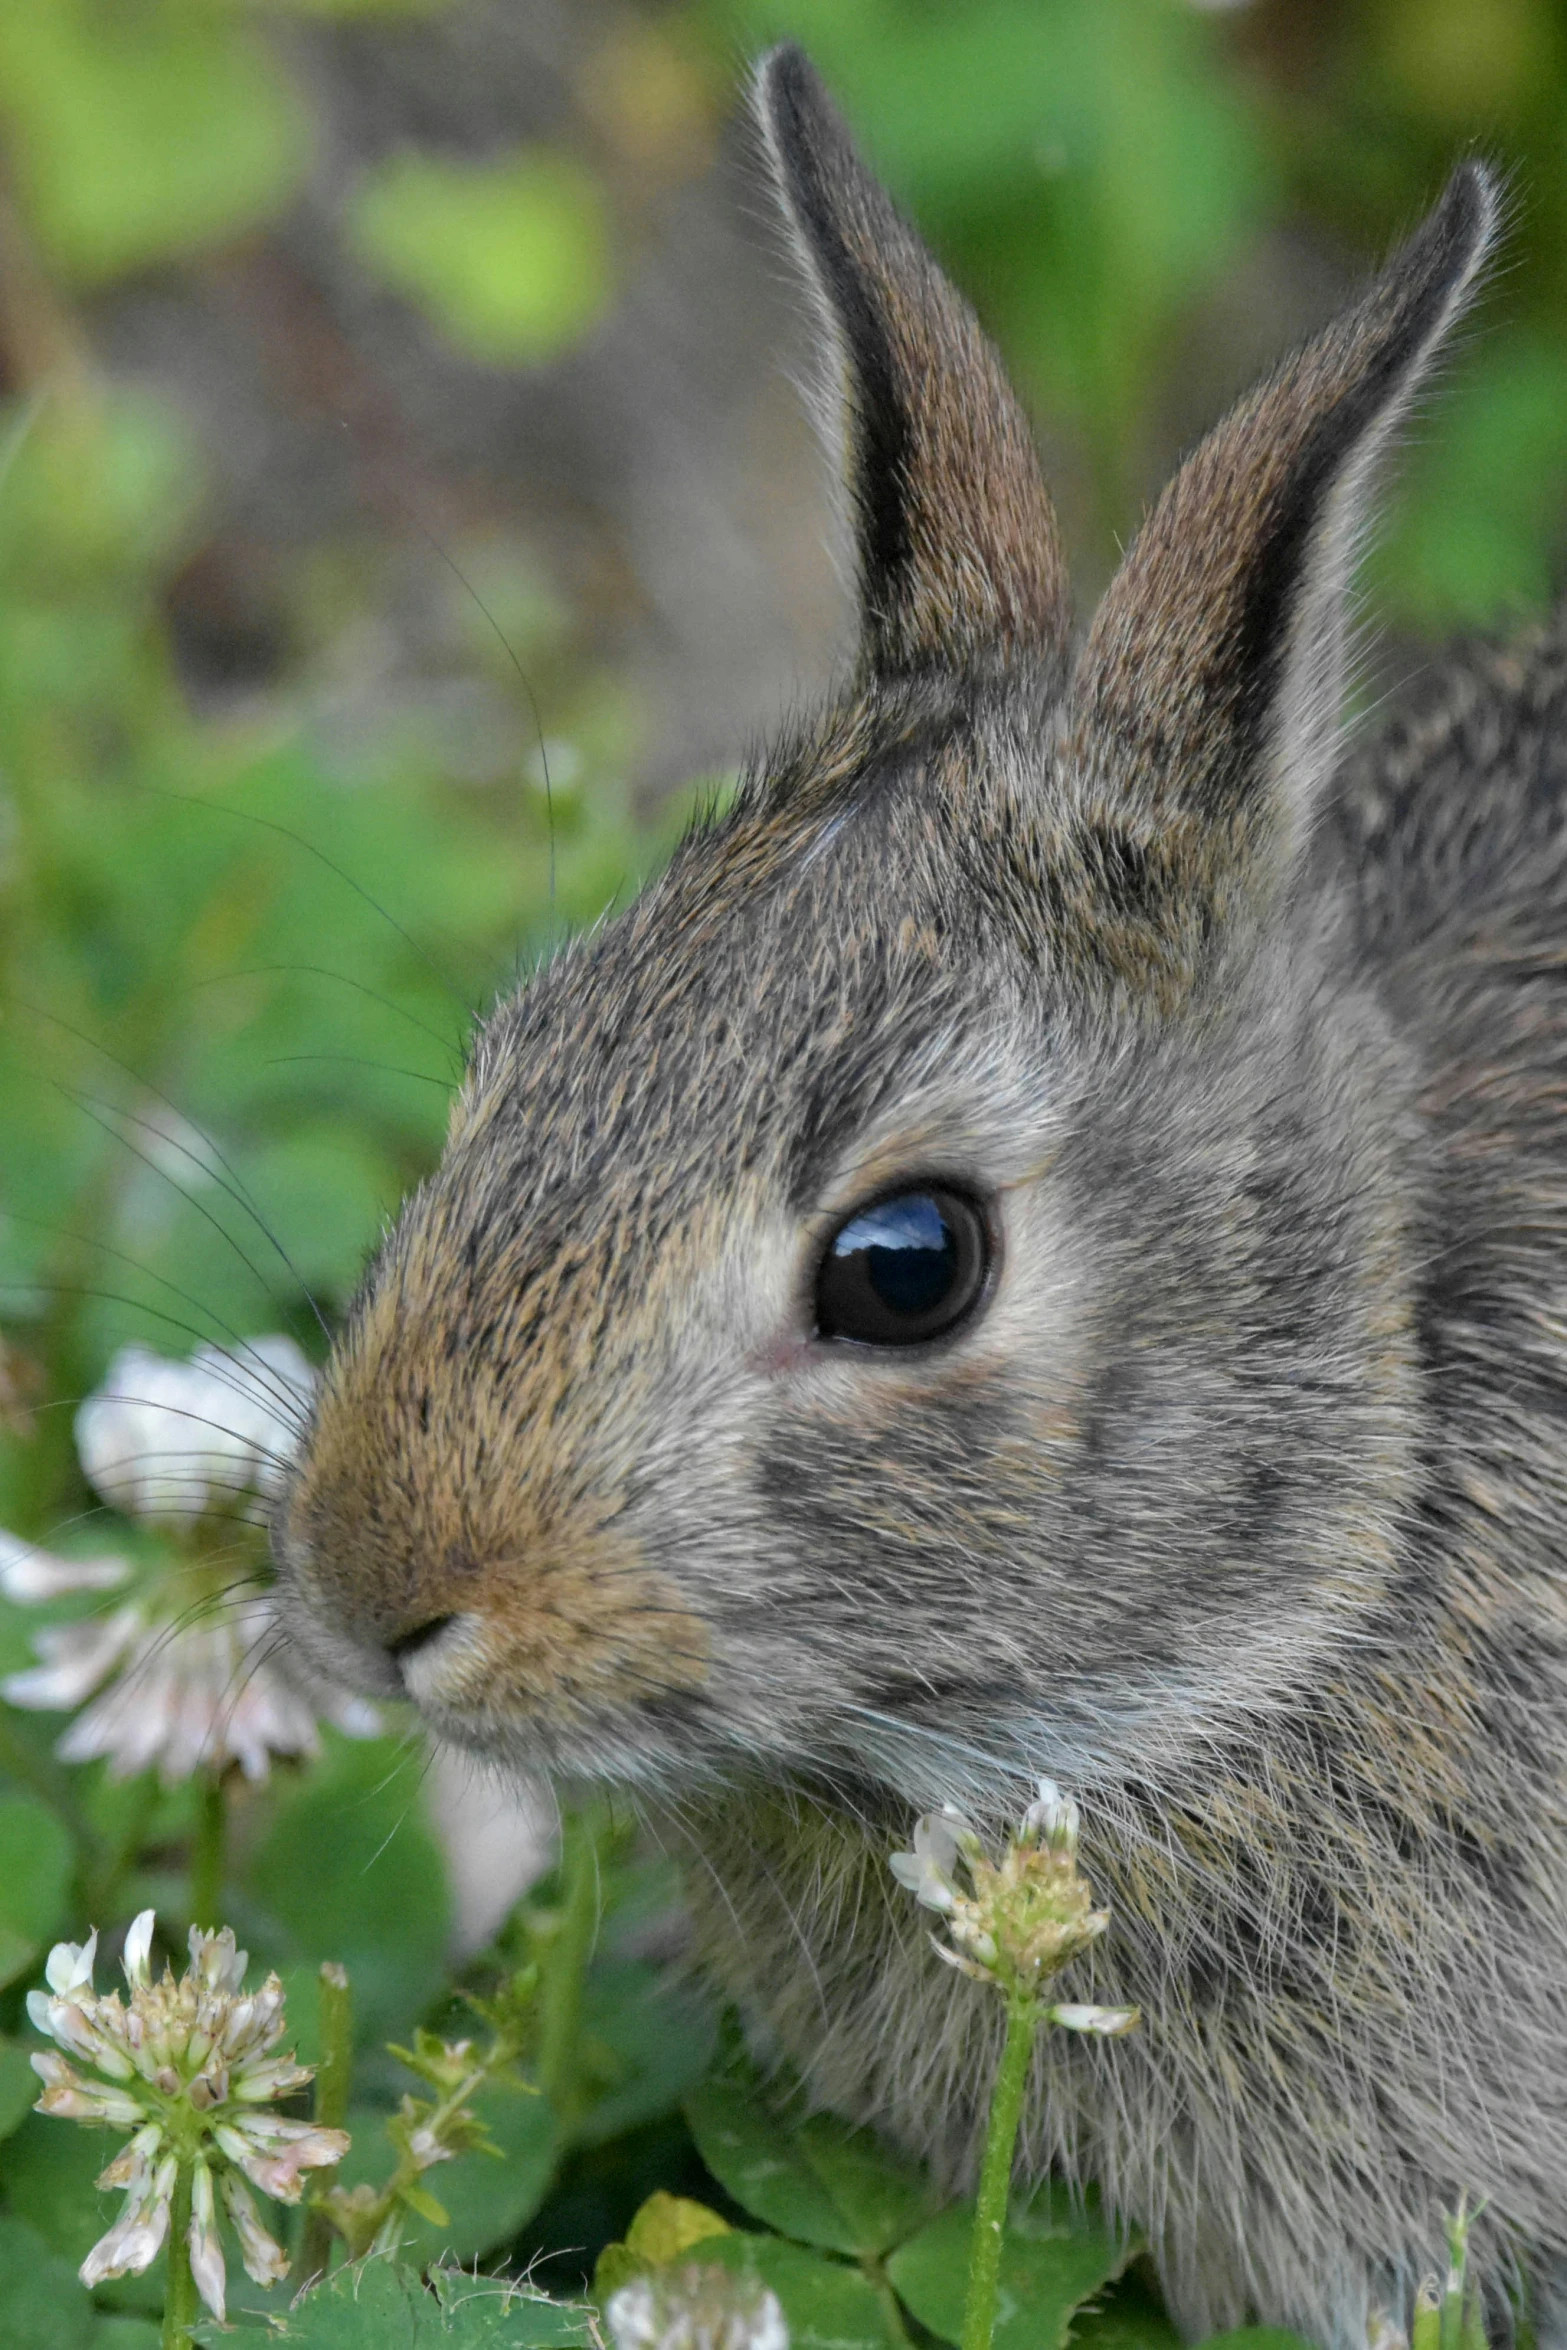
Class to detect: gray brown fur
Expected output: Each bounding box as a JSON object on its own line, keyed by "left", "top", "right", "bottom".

{"left": 274, "top": 50, "right": 1567, "bottom": 2346}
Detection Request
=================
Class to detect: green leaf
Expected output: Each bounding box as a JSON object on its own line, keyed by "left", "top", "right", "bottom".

{"left": 0, "top": 2212, "right": 95, "bottom": 2349}
{"left": 0, "top": 2033, "right": 41, "bottom": 2140}
{"left": 0, "top": 1921, "right": 40, "bottom": 1993}
{"left": 200, "top": 2255, "right": 597, "bottom": 2345}
{"left": 0, "top": 1792, "right": 74, "bottom": 1983}
{"left": 90, "top": 2323, "right": 161, "bottom": 2350}
{"left": 1200, "top": 2334, "right": 1319, "bottom": 2350}
{"left": 791, "top": 2110, "right": 940, "bottom": 2255}
{"left": 702, "top": 2232, "right": 894, "bottom": 2350}
{"left": 682, "top": 2074, "right": 935, "bottom": 2259}
{"left": 431, "top": 2270, "right": 598, "bottom": 2346}
{"left": 348, "top": 150, "right": 614, "bottom": 365}
{"left": 0, "top": 0, "right": 307, "bottom": 282}
{"left": 1067, "top": 2273, "right": 1183, "bottom": 2350}
{"left": 575, "top": 1961, "right": 716, "bottom": 2148}
{"left": 887, "top": 2185, "right": 1135, "bottom": 2350}
{"left": 0, "top": 2108, "right": 116, "bottom": 2268}
{"left": 623, "top": 2188, "right": 732, "bottom": 2265}
{"left": 594, "top": 2190, "right": 732, "bottom": 2298}
{"left": 194, "top": 2257, "right": 422, "bottom": 2346}
{"left": 400, "top": 2177, "right": 450, "bottom": 2226}
{"left": 682, "top": 2079, "right": 861, "bottom": 2254}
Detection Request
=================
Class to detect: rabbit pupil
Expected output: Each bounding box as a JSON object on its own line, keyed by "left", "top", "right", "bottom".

{"left": 814, "top": 1187, "right": 989, "bottom": 1346}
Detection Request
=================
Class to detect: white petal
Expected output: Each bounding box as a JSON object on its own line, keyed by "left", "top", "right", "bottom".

{"left": 0, "top": 1531, "right": 130, "bottom": 1602}
{"left": 188, "top": 1924, "right": 247, "bottom": 1994}
{"left": 44, "top": 1930, "right": 97, "bottom": 1995}
{"left": 188, "top": 2161, "right": 226, "bottom": 2321}
{"left": 121, "top": 1910, "right": 155, "bottom": 1991}
{"left": 221, "top": 2172, "right": 290, "bottom": 2288}
{"left": 78, "top": 2154, "right": 175, "bottom": 2286}
{"left": 4, "top": 1606, "right": 144, "bottom": 1712}
{"left": 913, "top": 1805, "right": 979, "bottom": 1880}
{"left": 1049, "top": 2002, "right": 1138, "bottom": 2036}
{"left": 1022, "top": 1779, "right": 1079, "bottom": 1851}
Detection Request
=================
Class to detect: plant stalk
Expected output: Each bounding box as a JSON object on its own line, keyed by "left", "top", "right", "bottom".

{"left": 162, "top": 2162, "right": 198, "bottom": 2350}
{"left": 536, "top": 1805, "right": 601, "bottom": 2131}
{"left": 961, "top": 1995, "right": 1040, "bottom": 2350}
{"left": 189, "top": 1771, "right": 225, "bottom": 1930}
{"left": 295, "top": 1962, "right": 353, "bottom": 2287}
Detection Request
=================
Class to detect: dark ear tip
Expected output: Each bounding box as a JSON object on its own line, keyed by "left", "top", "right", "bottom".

{"left": 752, "top": 43, "right": 825, "bottom": 137}
{"left": 1430, "top": 157, "right": 1504, "bottom": 281}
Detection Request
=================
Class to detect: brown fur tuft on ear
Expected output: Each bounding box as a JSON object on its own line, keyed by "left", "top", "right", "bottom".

{"left": 1067, "top": 163, "right": 1499, "bottom": 927}
{"left": 754, "top": 44, "right": 1070, "bottom": 681}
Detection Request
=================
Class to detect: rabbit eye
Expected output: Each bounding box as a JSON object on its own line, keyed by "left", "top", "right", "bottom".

{"left": 814, "top": 1187, "right": 991, "bottom": 1348}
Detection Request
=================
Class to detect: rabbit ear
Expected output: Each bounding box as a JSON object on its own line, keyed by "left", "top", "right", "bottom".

{"left": 1068, "top": 164, "right": 1498, "bottom": 930}
{"left": 754, "top": 45, "right": 1070, "bottom": 680}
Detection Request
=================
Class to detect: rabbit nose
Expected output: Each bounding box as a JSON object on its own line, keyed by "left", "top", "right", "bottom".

{"left": 386, "top": 1613, "right": 456, "bottom": 1671}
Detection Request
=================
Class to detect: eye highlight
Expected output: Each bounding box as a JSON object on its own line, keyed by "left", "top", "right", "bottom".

{"left": 814, "top": 1186, "right": 991, "bottom": 1348}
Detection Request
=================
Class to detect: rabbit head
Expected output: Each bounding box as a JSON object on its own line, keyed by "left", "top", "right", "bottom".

{"left": 275, "top": 52, "right": 1496, "bottom": 1815}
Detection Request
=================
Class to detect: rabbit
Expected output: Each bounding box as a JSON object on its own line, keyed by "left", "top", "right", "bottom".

{"left": 271, "top": 43, "right": 1567, "bottom": 2348}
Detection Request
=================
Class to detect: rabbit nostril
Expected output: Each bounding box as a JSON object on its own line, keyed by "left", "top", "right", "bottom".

{"left": 386, "top": 1614, "right": 456, "bottom": 1665}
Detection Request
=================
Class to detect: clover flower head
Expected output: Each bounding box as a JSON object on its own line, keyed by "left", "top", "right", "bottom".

{"left": 890, "top": 1779, "right": 1139, "bottom": 2032}
{"left": 0, "top": 1337, "right": 378, "bottom": 1782}
{"left": 74, "top": 1337, "right": 315, "bottom": 1527}
{"left": 28, "top": 1908, "right": 349, "bottom": 2319}
{"left": 607, "top": 2265, "right": 789, "bottom": 2350}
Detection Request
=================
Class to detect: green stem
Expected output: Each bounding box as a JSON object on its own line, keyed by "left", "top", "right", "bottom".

{"left": 296, "top": 1962, "right": 353, "bottom": 2287}
{"left": 961, "top": 1997, "right": 1040, "bottom": 2350}
{"left": 535, "top": 1807, "right": 601, "bottom": 2132}
{"left": 162, "top": 2163, "right": 198, "bottom": 2350}
{"left": 189, "top": 1772, "right": 225, "bottom": 1931}
{"left": 865, "top": 2263, "right": 915, "bottom": 2349}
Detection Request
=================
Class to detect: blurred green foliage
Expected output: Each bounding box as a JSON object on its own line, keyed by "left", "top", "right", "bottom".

{"left": 0, "top": 3, "right": 308, "bottom": 284}
{"left": 349, "top": 152, "right": 616, "bottom": 363}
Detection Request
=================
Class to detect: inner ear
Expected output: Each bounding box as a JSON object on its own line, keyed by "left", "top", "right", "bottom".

{"left": 1066, "top": 163, "right": 1498, "bottom": 930}
{"left": 753, "top": 45, "right": 1070, "bottom": 682}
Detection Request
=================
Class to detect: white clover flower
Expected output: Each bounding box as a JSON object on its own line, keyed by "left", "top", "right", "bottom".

{"left": 29, "top": 1908, "right": 349, "bottom": 2319}
{"left": 890, "top": 1779, "right": 1139, "bottom": 2031}
{"left": 75, "top": 1337, "right": 315, "bottom": 1527}
{"left": 607, "top": 2265, "right": 789, "bottom": 2350}
{"left": 3, "top": 1572, "right": 377, "bottom": 1782}
{"left": 0, "top": 1337, "right": 377, "bottom": 1782}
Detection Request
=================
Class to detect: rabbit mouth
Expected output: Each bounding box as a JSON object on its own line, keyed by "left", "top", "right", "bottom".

{"left": 379, "top": 1597, "right": 724, "bottom": 1788}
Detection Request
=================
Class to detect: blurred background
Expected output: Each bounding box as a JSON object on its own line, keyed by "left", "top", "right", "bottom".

{"left": 0, "top": 0, "right": 1565, "bottom": 1532}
